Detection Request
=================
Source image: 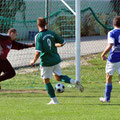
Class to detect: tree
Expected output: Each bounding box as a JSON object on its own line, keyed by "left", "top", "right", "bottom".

{"left": 0, "top": 0, "right": 26, "bottom": 33}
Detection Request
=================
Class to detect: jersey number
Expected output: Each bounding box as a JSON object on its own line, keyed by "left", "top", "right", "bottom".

{"left": 47, "top": 38, "right": 51, "bottom": 49}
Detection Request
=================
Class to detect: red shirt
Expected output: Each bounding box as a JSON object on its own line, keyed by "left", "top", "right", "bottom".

{"left": 0, "top": 33, "right": 34, "bottom": 60}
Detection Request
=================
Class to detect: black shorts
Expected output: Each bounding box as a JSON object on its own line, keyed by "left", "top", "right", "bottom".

{"left": 0, "top": 58, "right": 14, "bottom": 73}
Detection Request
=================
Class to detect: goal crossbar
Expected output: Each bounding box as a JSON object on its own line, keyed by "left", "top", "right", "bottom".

{"left": 60, "top": 0, "right": 76, "bottom": 16}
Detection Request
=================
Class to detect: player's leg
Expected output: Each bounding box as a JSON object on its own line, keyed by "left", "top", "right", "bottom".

{"left": 100, "top": 74, "right": 112, "bottom": 102}
{"left": 54, "top": 74, "right": 76, "bottom": 84}
{"left": 53, "top": 64, "right": 84, "bottom": 92}
{"left": 41, "top": 66, "right": 59, "bottom": 104}
{"left": 53, "top": 64, "right": 75, "bottom": 84}
{"left": 118, "top": 68, "right": 120, "bottom": 83}
{"left": 0, "top": 59, "right": 16, "bottom": 82}
{"left": 104, "top": 74, "right": 112, "bottom": 101}
{"left": 119, "top": 74, "right": 120, "bottom": 83}
{"left": 100, "top": 61, "right": 117, "bottom": 102}
{"left": 0, "top": 65, "right": 2, "bottom": 75}
{"left": 0, "top": 62, "right": 3, "bottom": 89}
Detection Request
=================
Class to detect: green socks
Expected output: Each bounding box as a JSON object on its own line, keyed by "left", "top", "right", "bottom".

{"left": 45, "top": 76, "right": 74, "bottom": 98}
{"left": 45, "top": 82, "right": 55, "bottom": 98}
{"left": 60, "top": 75, "right": 71, "bottom": 83}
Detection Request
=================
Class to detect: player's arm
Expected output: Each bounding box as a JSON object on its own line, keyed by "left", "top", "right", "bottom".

{"left": 101, "top": 43, "right": 113, "bottom": 60}
{"left": 101, "top": 31, "right": 114, "bottom": 61}
{"left": 54, "top": 32, "right": 66, "bottom": 47}
{"left": 30, "top": 34, "right": 41, "bottom": 66}
{"left": 11, "top": 41, "right": 35, "bottom": 50}
{"left": 55, "top": 43, "right": 65, "bottom": 47}
{"left": 30, "top": 51, "right": 40, "bottom": 66}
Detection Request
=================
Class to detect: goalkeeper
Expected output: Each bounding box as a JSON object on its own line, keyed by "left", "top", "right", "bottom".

{"left": 30, "top": 17, "right": 84, "bottom": 105}
{"left": 0, "top": 28, "right": 35, "bottom": 86}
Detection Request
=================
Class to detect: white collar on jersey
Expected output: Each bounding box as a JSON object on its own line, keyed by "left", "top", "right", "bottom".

{"left": 114, "top": 27, "right": 120, "bottom": 30}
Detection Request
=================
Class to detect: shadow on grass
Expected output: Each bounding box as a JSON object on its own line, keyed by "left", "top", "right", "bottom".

{"left": 57, "top": 95, "right": 100, "bottom": 98}
{"left": 83, "top": 103, "right": 120, "bottom": 106}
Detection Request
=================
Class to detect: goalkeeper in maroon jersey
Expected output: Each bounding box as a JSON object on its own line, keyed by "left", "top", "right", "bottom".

{"left": 0, "top": 28, "right": 35, "bottom": 87}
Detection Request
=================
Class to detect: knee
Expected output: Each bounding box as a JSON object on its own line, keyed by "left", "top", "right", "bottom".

{"left": 9, "top": 70, "right": 16, "bottom": 78}
{"left": 106, "top": 74, "right": 112, "bottom": 83}
{"left": 43, "top": 78, "right": 50, "bottom": 84}
{"left": 12, "top": 70, "right": 16, "bottom": 77}
{"left": 54, "top": 75, "right": 61, "bottom": 81}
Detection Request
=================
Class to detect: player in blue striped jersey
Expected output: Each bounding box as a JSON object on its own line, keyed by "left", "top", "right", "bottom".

{"left": 100, "top": 16, "right": 120, "bottom": 102}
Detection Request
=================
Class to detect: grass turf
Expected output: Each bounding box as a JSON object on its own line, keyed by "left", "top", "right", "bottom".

{"left": 0, "top": 54, "right": 120, "bottom": 120}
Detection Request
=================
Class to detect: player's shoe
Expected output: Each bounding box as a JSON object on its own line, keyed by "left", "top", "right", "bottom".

{"left": 99, "top": 97, "right": 110, "bottom": 103}
{"left": 75, "top": 81, "right": 84, "bottom": 92}
{"left": 119, "top": 81, "right": 120, "bottom": 84}
{"left": 47, "top": 100, "right": 59, "bottom": 105}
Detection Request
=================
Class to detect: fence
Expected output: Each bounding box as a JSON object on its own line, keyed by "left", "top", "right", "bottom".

{"left": 0, "top": 0, "right": 119, "bottom": 89}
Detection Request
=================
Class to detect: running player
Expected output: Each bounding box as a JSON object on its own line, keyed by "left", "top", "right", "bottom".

{"left": 30, "top": 17, "right": 84, "bottom": 105}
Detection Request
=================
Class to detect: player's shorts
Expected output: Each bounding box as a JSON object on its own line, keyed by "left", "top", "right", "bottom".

{"left": 118, "top": 67, "right": 120, "bottom": 74}
{"left": 40, "top": 63, "right": 62, "bottom": 79}
{"left": 106, "top": 61, "right": 120, "bottom": 75}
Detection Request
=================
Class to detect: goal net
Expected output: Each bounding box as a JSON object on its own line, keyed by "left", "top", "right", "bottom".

{"left": 0, "top": 0, "right": 118, "bottom": 90}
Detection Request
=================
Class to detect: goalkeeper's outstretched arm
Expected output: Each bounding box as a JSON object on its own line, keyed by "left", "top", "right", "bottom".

{"left": 11, "top": 41, "right": 35, "bottom": 50}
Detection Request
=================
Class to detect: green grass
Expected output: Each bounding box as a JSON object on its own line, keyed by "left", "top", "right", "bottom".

{"left": 0, "top": 54, "right": 120, "bottom": 120}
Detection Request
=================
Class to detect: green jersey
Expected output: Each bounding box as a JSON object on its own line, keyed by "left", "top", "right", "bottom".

{"left": 35, "top": 29, "right": 66, "bottom": 67}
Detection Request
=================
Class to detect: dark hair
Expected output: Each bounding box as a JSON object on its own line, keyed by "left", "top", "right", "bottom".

{"left": 37, "top": 17, "right": 47, "bottom": 27}
{"left": 8, "top": 28, "right": 17, "bottom": 34}
{"left": 113, "top": 16, "right": 120, "bottom": 27}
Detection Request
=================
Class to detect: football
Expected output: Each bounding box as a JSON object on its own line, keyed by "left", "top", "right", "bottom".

{"left": 55, "top": 83, "right": 65, "bottom": 93}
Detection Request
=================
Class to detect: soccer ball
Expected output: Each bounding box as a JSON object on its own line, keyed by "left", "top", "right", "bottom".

{"left": 55, "top": 83, "right": 65, "bottom": 93}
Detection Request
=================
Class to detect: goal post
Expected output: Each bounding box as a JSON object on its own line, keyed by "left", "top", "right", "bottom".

{"left": 75, "top": 0, "right": 81, "bottom": 82}
{"left": 60, "top": 0, "right": 81, "bottom": 83}
{"left": 0, "top": 0, "right": 116, "bottom": 90}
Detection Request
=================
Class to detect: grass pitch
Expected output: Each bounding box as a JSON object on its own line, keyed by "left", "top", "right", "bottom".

{"left": 0, "top": 54, "right": 120, "bottom": 120}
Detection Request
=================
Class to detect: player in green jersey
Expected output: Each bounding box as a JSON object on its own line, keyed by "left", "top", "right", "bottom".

{"left": 30, "top": 17, "right": 84, "bottom": 105}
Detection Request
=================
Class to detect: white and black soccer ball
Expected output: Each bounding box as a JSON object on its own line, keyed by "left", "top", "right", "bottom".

{"left": 55, "top": 83, "right": 65, "bottom": 93}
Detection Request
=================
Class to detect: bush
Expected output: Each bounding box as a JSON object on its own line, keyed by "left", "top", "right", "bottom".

{"left": 49, "top": 12, "right": 117, "bottom": 37}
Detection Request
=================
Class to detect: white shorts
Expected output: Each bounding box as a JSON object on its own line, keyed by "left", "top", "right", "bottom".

{"left": 106, "top": 61, "right": 120, "bottom": 75}
{"left": 118, "top": 67, "right": 120, "bottom": 74}
{"left": 40, "top": 64, "right": 62, "bottom": 79}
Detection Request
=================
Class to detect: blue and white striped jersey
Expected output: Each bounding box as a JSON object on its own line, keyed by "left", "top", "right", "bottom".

{"left": 108, "top": 28, "right": 120, "bottom": 63}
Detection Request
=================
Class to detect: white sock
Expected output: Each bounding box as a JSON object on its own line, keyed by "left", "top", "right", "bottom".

{"left": 70, "top": 79, "right": 76, "bottom": 85}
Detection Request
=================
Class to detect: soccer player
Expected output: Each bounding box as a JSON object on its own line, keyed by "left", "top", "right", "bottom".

{"left": 100, "top": 16, "right": 120, "bottom": 102}
{"left": 30, "top": 17, "right": 84, "bottom": 105}
{"left": 0, "top": 28, "right": 35, "bottom": 86}
{"left": 118, "top": 68, "right": 120, "bottom": 83}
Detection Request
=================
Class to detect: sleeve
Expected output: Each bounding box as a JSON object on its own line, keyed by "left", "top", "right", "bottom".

{"left": 107, "top": 31, "right": 114, "bottom": 44}
{"left": 35, "top": 33, "right": 39, "bottom": 46}
{"left": 54, "top": 32, "right": 66, "bottom": 45}
{"left": 35, "top": 35, "right": 42, "bottom": 53}
{"left": 11, "top": 41, "right": 35, "bottom": 50}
